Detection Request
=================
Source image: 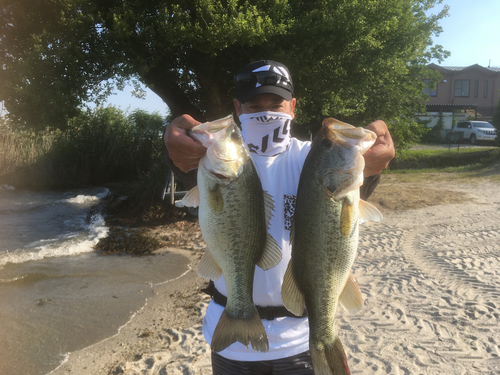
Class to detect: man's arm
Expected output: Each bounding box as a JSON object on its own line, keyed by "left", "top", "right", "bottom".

{"left": 163, "top": 116, "right": 396, "bottom": 195}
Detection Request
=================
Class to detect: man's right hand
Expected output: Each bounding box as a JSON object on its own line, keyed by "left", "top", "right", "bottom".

{"left": 163, "top": 115, "right": 206, "bottom": 172}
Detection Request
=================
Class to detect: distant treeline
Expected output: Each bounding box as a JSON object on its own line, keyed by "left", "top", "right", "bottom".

{"left": 0, "top": 107, "right": 169, "bottom": 189}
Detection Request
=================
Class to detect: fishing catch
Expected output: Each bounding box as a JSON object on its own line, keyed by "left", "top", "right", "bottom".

{"left": 182, "top": 115, "right": 282, "bottom": 353}
{"left": 281, "top": 118, "right": 383, "bottom": 375}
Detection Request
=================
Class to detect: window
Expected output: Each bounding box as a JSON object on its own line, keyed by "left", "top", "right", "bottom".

{"left": 454, "top": 80, "right": 470, "bottom": 97}
{"left": 474, "top": 80, "right": 479, "bottom": 98}
{"left": 484, "top": 80, "right": 488, "bottom": 98}
{"left": 423, "top": 79, "right": 437, "bottom": 96}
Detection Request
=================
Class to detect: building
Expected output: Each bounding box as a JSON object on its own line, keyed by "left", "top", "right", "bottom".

{"left": 424, "top": 63, "right": 500, "bottom": 120}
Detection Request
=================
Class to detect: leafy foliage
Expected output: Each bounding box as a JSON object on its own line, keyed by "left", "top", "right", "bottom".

{"left": 389, "top": 117, "right": 429, "bottom": 150}
{"left": 0, "top": 107, "right": 167, "bottom": 187}
{"left": 1, "top": 0, "right": 449, "bottom": 145}
{"left": 420, "top": 111, "right": 444, "bottom": 144}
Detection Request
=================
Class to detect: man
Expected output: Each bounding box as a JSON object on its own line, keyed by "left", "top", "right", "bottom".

{"left": 164, "top": 60, "right": 395, "bottom": 374}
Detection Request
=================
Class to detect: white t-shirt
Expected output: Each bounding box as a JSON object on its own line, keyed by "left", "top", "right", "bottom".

{"left": 202, "top": 138, "right": 312, "bottom": 361}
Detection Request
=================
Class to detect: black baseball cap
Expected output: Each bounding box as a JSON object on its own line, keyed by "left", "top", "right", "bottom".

{"left": 235, "top": 60, "right": 294, "bottom": 103}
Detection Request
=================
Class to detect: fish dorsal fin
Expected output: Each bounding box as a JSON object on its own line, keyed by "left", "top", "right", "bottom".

{"left": 263, "top": 190, "right": 275, "bottom": 228}
{"left": 256, "top": 233, "right": 282, "bottom": 270}
{"left": 196, "top": 250, "right": 222, "bottom": 281}
{"left": 256, "top": 190, "right": 282, "bottom": 270}
{"left": 181, "top": 186, "right": 200, "bottom": 207}
{"left": 281, "top": 260, "right": 306, "bottom": 317}
{"left": 339, "top": 272, "right": 363, "bottom": 314}
{"left": 358, "top": 199, "right": 383, "bottom": 224}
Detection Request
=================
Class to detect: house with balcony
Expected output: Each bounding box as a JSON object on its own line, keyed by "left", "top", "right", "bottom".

{"left": 424, "top": 63, "right": 500, "bottom": 120}
{"left": 417, "top": 64, "right": 500, "bottom": 140}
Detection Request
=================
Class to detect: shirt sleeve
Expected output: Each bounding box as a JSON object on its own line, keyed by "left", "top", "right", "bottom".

{"left": 360, "top": 174, "right": 381, "bottom": 201}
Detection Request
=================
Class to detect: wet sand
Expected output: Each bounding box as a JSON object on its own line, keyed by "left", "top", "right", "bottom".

{"left": 0, "top": 250, "right": 191, "bottom": 375}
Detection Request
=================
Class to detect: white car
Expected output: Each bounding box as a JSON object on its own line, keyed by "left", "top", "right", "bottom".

{"left": 451, "top": 121, "right": 497, "bottom": 144}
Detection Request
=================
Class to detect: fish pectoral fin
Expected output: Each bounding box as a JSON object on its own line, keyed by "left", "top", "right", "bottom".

{"left": 181, "top": 186, "right": 200, "bottom": 207}
{"left": 339, "top": 272, "right": 363, "bottom": 314}
{"left": 280, "top": 261, "right": 306, "bottom": 317}
{"left": 340, "top": 199, "right": 355, "bottom": 238}
{"left": 196, "top": 250, "right": 222, "bottom": 280}
{"left": 358, "top": 199, "right": 383, "bottom": 224}
{"left": 256, "top": 233, "right": 282, "bottom": 270}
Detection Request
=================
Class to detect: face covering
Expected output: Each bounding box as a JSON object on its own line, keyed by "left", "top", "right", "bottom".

{"left": 239, "top": 111, "right": 293, "bottom": 157}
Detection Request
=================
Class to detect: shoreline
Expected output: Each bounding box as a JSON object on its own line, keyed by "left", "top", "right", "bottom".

{"left": 51, "top": 169, "right": 500, "bottom": 375}
{"left": 50, "top": 247, "right": 212, "bottom": 375}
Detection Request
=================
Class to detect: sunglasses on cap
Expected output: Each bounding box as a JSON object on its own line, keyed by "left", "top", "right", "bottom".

{"left": 235, "top": 71, "right": 293, "bottom": 88}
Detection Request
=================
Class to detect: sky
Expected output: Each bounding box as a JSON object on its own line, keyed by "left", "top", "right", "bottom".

{"left": 103, "top": 0, "right": 500, "bottom": 115}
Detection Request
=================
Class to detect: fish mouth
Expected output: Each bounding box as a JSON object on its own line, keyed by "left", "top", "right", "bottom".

{"left": 189, "top": 116, "right": 236, "bottom": 148}
{"left": 320, "top": 118, "right": 376, "bottom": 151}
{"left": 213, "top": 172, "right": 230, "bottom": 180}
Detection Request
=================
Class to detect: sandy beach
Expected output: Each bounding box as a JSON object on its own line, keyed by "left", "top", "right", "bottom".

{"left": 50, "top": 164, "right": 500, "bottom": 375}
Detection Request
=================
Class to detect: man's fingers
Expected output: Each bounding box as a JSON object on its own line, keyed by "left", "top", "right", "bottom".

{"left": 364, "top": 120, "right": 395, "bottom": 177}
{"left": 164, "top": 115, "right": 206, "bottom": 172}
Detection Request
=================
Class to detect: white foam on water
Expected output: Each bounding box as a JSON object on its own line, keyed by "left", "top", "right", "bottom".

{"left": 0, "top": 214, "right": 109, "bottom": 268}
{"left": 59, "top": 187, "right": 110, "bottom": 205}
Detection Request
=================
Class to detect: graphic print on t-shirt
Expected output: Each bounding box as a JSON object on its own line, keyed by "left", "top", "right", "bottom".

{"left": 283, "top": 194, "right": 296, "bottom": 230}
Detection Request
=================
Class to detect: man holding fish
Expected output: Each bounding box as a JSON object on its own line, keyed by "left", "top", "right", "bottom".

{"left": 163, "top": 60, "right": 395, "bottom": 375}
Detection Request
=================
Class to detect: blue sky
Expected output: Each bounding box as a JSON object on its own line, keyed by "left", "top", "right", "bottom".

{"left": 429, "top": 0, "right": 500, "bottom": 67}
{"left": 105, "top": 0, "right": 500, "bottom": 115}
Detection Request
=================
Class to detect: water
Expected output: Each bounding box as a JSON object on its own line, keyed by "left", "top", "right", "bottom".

{"left": 0, "top": 187, "right": 109, "bottom": 266}
{"left": 0, "top": 186, "right": 190, "bottom": 375}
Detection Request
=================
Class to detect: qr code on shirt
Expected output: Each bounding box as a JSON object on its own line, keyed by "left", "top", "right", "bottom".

{"left": 283, "top": 194, "right": 297, "bottom": 230}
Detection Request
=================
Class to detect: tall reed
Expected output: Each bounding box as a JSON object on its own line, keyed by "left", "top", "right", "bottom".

{"left": 0, "top": 130, "right": 56, "bottom": 176}
{"left": 0, "top": 106, "right": 169, "bottom": 189}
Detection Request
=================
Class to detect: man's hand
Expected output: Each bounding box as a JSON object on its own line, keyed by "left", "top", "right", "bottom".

{"left": 364, "top": 120, "right": 395, "bottom": 177}
{"left": 163, "top": 115, "right": 206, "bottom": 172}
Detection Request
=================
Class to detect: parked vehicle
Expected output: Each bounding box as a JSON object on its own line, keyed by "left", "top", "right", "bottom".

{"left": 451, "top": 121, "right": 497, "bottom": 144}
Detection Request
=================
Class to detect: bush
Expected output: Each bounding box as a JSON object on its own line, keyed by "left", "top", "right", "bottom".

{"left": 0, "top": 106, "right": 169, "bottom": 188}
{"left": 420, "top": 112, "right": 444, "bottom": 144}
{"left": 388, "top": 117, "right": 429, "bottom": 150}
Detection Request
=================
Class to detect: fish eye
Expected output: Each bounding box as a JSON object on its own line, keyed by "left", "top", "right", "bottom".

{"left": 321, "top": 138, "right": 333, "bottom": 149}
{"left": 230, "top": 130, "right": 241, "bottom": 141}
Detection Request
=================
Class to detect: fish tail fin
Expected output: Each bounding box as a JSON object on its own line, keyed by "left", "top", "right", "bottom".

{"left": 211, "top": 307, "right": 269, "bottom": 353}
{"left": 310, "top": 336, "right": 351, "bottom": 375}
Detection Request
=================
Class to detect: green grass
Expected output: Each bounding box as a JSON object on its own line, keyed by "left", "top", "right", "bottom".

{"left": 389, "top": 147, "right": 499, "bottom": 173}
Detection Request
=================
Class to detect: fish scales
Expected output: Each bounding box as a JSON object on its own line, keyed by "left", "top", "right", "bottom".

{"left": 198, "top": 154, "right": 267, "bottom": 314}
{"left": 282, "top": 118, "right": 382, "bottom": 375}
{"left": 182, "top": 115, "right": 282, "bottom": 354}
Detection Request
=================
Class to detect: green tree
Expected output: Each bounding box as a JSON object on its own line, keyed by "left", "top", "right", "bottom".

{"left": 0, "top": 0, "right": 449, "bottom": 138}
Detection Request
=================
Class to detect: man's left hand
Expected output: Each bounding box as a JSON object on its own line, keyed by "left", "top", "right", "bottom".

{"left": 364, "top": 120, "right": 395, "bottom": 177}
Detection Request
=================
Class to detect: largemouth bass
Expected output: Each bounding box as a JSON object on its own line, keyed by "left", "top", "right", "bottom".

{"left": 182, "top": 115, "right": 282, "bottom": 353}
{"left": 281, "top": 118, "right": 382, "bottom": 375}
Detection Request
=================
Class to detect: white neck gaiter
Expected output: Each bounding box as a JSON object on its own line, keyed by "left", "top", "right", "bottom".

{"left": 239, "top": 111, "right": 293, "bottom": 157}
